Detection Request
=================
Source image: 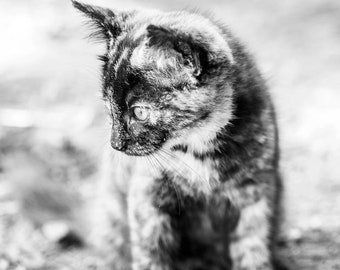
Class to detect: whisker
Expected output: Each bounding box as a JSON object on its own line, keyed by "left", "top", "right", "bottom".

{"left": 146, "top": 154, "right": 160, "bottom": 177}
{"left": 158, "top": 148, "right": 212, "bottom": 193}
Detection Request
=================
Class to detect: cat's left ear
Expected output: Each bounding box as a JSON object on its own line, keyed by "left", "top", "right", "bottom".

{"left": 146, "top": 24, "right": 234, "bottom": 78}
{"left": 71, "top": 0, "right": 128, "bottom": 43}
{"left": 147, "top": 25, "right": 204, "bottom": 77}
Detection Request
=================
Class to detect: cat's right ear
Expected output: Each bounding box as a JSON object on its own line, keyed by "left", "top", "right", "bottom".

{"left": 71, "top": 0, "right": 125, "bottom": 43}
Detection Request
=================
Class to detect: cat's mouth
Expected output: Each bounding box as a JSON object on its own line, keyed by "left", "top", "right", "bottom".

{"left": 124, "top": 147, "right": 158, "bottom": 156}
{"left": 112, "top": 141, "right": 162, "bottom": 156}
{"left": 111, "top": 131, "right": 168, "bottom": 156}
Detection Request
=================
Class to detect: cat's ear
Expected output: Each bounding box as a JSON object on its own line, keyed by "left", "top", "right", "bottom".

{"left": 71, "top": 0, "right": 125, "bottom": 43}
{"left": 146, "top": 24, "right": 234, "bottom": 78}
{"left": 146, "top": 25, "right": 204, "bottom": 77}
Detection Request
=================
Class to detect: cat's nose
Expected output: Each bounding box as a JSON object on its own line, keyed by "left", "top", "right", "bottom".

{"left": 111, "top": 139, "right": 127, "bottom": 151}
{"left": 111, "top": 128, "right": 127, "bottom": 151}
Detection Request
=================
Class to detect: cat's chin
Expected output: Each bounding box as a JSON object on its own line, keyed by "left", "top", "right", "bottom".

{"left": 118, "top": 147, "right": 159, "bottom": 157}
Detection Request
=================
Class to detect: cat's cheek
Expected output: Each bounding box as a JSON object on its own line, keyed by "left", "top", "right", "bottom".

{"left": 149, "top": 110, "right": 162, "bottom": 125}
{"left": 129, "top": 122, "right": 143, "bottom": 138}
{"left": 158, "top": 110, "right": 174, "bottom": 126}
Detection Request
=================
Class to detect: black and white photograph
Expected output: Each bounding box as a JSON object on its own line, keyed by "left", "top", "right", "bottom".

{"left": 0, "top": 0, "right": 339, "bottom": 269}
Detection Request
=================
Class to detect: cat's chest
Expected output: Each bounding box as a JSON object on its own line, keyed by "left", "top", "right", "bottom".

{"left": 127, "top": 154, "right": 239, "bottom": 267}
{"left": 128, "top": 152, "right": 220, "bottom": 193}
{"left": 154, "top": 152, "right": 220, "bottom": 192}
{"left": 150, "top": 173, "right": 239, "bottom": 267}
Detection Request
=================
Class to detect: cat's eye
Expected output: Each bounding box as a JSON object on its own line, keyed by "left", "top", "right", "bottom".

{"left": 132, "top": 106, "right": 150, "bottom": 121}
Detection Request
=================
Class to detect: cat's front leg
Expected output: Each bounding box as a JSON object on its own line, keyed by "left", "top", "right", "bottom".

{"left": 89, "top": 187, "right": 131, "bottom": 270}
{"left": 129, "top": 212, "right": 174, "bottom": 270}
{"left": 230, "top": 198, "right": 273, "bottom": 270}
{"left": 227, "top": 174, "right": 278, "bottom": 270}
{"left": 86, "top": 151, "right": 133, "bottom": 270}
{"left": 128, "top": 175, "right": 176, "bottom": 270}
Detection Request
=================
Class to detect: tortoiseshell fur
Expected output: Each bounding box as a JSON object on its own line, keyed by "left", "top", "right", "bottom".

{"left": 72, "top": 1, "right": 283, "bottom": 269}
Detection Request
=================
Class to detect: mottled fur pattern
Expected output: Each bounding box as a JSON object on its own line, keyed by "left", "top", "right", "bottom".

{"left": 72, "top": 1, "right": 283, "bottom": 269}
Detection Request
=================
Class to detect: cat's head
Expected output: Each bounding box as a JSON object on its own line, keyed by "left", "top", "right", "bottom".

{"left": 73, "top": 1, "right": 235, "bottom": 156}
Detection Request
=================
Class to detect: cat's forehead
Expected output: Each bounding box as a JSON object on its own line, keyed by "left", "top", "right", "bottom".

{"left": 106, "top": 37, "right": 194, "bottom": 90}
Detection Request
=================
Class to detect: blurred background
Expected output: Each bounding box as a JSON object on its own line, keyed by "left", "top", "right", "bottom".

{"left": 0, "top": 0, "right": 339, "bottom": 269}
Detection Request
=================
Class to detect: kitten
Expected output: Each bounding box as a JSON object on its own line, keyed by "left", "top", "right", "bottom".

{"left": 73, "top": 1, "right": 283, "bottom": 270}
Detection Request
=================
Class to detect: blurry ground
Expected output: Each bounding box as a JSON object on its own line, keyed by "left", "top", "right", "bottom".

{"left": 0, "top": 0, "right": 340, "bottom": 269}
